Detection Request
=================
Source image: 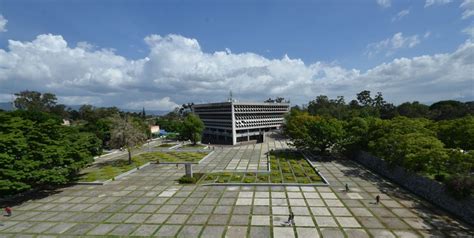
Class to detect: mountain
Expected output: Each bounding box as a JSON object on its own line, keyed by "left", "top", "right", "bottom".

{"left": 0, "top": 102, "right": 168, "bottom": 115}
{"left": 0, "top": 102, "right": 13, "bottom": 111}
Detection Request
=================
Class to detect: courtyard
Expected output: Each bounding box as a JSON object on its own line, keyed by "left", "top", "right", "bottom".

{"left": 0, "top": 139, "right": 472, "bottom": 237}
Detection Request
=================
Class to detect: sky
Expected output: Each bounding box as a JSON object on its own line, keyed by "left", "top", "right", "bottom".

{"left": 0, "top": 0, "right": 473, "bottom": 111}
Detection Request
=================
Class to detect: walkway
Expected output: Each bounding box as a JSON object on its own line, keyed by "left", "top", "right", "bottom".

{"left": 0, "top": 139, "right": 472, "bottom": 237}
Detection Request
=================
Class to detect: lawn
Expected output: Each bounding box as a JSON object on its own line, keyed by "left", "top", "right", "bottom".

{"left": 78, "top": 156, "right": 153, "bottom": 182}
{"left": 181, "top": 144, "right": 207, "bottom": 149}
{"left": 134, "top": 151, "right": 209, "bottom": 163}
{"left": 155, "top": 143, "right": 176, "bottom": 148}
{"left": 194, "top": 151, "right": 323, "bottom": 184}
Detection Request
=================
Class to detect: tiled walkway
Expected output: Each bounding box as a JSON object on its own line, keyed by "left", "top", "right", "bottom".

{"left": 0, "top": 139, "right": 472, "bottom": 237}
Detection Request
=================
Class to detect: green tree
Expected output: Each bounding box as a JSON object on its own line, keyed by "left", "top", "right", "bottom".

{"left": 429, "top": 100, "right": 470, "bottom": 121}
{"left": 110, "top": 115, "right": 147, "bottom": 164}
{"left": 14, "top": 91, "right": 68, "bottom": 118}
{"left": 0, "top": 111, "right": 99, "bottom": 196}
{"left": 285, "top": 111, "right": 344, "bottom": 155}
{"left": 180, "top": 113, "right": 204, "bottom": 145}
{"left": 397, "top": 101, "right": 430, "bottom": 118}
{"left": 435, "top": 116, "right": 474, "bottom": 150}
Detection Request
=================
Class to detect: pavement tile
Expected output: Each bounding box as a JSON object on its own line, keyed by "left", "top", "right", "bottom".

{"left": 226, "top": 226, "right": 248, "bottom": 238}
{"left": 87, "top": 223, "right": 116, "bottom": 235}
{"left": 315, "top": 216, "right": 338, "bottom": 227}
{"left": 296, "top": 227, "right": 320, "bottom": 238}
{"left": 177, "top": 225, "right": 202, "bottom": 237}
{"left": 344, "top": 228, "right": 370, "bottom": 238}
{"left": 155, "top": 224, "right": 181, "bottom": 236}
{"left": 273, "top": 227, "right": 296, "bottom": 238}
{"left": 251, "top": 215, "right": 270, "bottom": 226}
{"left": 130, "top": 224, "right": 158, "bottom": 236}
{"left": 200, "top": 226, "right": 225, "bottom": 238}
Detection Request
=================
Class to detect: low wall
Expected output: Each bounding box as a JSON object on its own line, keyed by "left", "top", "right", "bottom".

{"left": 354, "top": 151, "right": 474, "bottom": 225}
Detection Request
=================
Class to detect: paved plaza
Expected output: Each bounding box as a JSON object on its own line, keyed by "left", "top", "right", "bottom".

{"left": 0, "top": 139, "right": 472, "bottom": 237}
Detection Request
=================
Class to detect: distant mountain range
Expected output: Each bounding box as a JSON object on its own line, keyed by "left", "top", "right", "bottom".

{"left": 0, "top": 102, "right": 168, "bottom": 115}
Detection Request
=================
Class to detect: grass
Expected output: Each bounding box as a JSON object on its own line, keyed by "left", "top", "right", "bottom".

{"left": 181, "top": 144, "right": 207, "bottom": 149}
{"left": 78, "top": 156, "right": 152, "bottom": 182}
{"left": 155, "top": 143, "right": 176, "bottom": 148}
{"left": 197, "top": 150, "right": 324, "bottom": 184}
{"left": 134, "top": 151, "right": 209, "bottom": 163}
{"left": 79, "top": 151, "right": 209, "bottom": 182}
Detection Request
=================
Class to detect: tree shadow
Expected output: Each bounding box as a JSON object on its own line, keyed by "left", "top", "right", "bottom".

{"left": 0, "top": 186, "right": 65, "bottom": 207}
{"left": 307, "top": 154, "right": 474, "bottom": 236}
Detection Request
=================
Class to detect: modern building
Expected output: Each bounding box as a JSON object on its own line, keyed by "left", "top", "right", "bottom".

{"left": 192, "top": 101, "right": 290, "bottom": 145}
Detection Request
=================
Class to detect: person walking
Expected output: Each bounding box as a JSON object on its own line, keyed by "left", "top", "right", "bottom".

{"left": 285, "top": 212, "right": 295, "bottom": 226}
{"left": 375, "top": 195, "right": 380, "bottom": 205}
{"left": 290, "top": 212, "right": 295, "bottom": 226}
{"left": 345, "top": 183, "right": 349, "bottom": 192}
{"left": 4, "top": 207, "right": 12, "bottom": 216}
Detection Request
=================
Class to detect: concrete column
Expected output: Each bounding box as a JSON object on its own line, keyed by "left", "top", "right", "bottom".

{"left": 231, "top": 103, "right": 237, "bottom": 145}
{"left": 185, "top": 164, "right": 193, "bottom": 178}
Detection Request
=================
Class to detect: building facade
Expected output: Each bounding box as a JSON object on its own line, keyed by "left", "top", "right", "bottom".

{"left": 192, "top": 102, "right": 290, "bottom": 145}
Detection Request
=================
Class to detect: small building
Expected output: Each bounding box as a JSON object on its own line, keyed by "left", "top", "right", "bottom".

{"left": 192, "top": 101, "right": 290, "bottom": 145}
{"left": 150, "top": 125, "right": 160, "bottom": 134}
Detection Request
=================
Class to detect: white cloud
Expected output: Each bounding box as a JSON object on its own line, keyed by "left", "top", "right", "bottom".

{"left": 0, "top": 33, "right": 472, "bottom": 109}
{"left": 0, "top": 15, "right": 7, "bottom": 32}
{"left": 376, "top": 0, "right": 391, "bottom": 8}
{"left": 425, "top": 0, "right": 452, "bottom": 7}
{"left": 366, "top": 32, "right": 421, "bottom": 57}
{"left": 124, "top": 97, "right": 179, "bottom": 111}
{"left": 392, "top": 9, "right": 410, "bottom": 22}
{"left": 461, "top": 0, "right": 474, "bottom": 19}
{"left": 463, "top": 25, "right": 474, "bottom": 39}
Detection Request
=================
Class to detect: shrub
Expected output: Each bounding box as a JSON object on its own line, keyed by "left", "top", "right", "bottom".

{"left": 243, "top": 177, "right": 254, "bottom": 183}
{"left": 445, "top": 175, "right": 474, "bottom": 199}
{"left": 178, "top": 176, "right": 197, "bottom": 184}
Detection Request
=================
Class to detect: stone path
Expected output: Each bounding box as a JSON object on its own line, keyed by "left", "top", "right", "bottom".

{"left": 0, "top": 138, "right": 472, "bottom": 237}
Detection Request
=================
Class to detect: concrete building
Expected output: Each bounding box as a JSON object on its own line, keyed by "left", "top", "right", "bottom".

{"left": 192, "top": 102, "right": 290, "bottom": 145}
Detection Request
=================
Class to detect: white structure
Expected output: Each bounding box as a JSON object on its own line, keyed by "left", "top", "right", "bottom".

{"left": 192, "top": 102, "right": 290, "bottom": 145}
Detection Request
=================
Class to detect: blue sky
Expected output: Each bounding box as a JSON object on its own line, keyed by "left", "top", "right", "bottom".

{"left": 0, "top": 0, "right": 472, "bottom": 110}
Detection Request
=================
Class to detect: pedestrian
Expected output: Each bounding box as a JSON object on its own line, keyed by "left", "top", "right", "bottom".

{"left": 345, "top": 183, "right": 349, "bottom": 192}
{"left": 375, "top": 195, "right": 380, "bottom": 205}
{"left": 290, "top": 212, "right": 295, "bottom": 226}
{"left": 4, "top": 207, "right": 12, "bottom": 217}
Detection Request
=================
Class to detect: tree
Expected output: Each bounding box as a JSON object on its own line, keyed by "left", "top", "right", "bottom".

{"left": 180, "top": 113, "right": 204, "bottom": 145}
{"left": 110, "top": 115, "right": 147, "bottom": 164}
{"left": 356, "top": 90, "right": 373, "bottom": 107}
{"left": 397, "top": 101, "right": 429, "bottom": 118}
{"left": 429, "top": 100, "right": 469, "bottom": 121}
{"left": 343, "top": 117, "right": 370, "bottom": 153}
{"left": 285, "top": 111, "right": 344, "bottom": 155}
{"left": 435, "top": 116, "right": 474, "bottom": 151}
{"left": 14, "top": 91, "right": 67, "bottom": 117}
{"left": 0, "top": 111, "right": 99, "bottom": 196}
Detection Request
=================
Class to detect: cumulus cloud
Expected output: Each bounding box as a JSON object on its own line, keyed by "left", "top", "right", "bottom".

{"left": 0, "top": 15, "right": 7, "bottom": 32}
{"left": 392, "top": 9, "right": 410, "bottom": 22}
{"left": 0, "top": 33, "right": 472, "bottom": 109}
{"left": 463, "top": 25, "right": 474, "bottom": 39}
{"left": 425, "top": 0, "right": 452, "bottom": 7}
{"left": 124, "top": 97, "right": 179, "bottom": 111}
{"left": 461, "top": 0, "right": 474, "bottom": 19}
{"left": 376, "top": 0, "right": 391, "bottom": 8}
{"left": 366, "top": 32, "right": 421, "bottom": 57}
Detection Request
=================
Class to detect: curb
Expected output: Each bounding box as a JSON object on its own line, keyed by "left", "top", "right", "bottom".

{"left": 202, "top": 182, "right": 329, "bottom": 187}
{"left": 168, "top": 144, "right": 182, "bottom": 150}
{"left": 302, "top": 152, "right": 330, "bottom": 186}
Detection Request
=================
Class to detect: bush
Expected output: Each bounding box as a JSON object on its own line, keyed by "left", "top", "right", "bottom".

{"left": 178, "top": 176, "right": 197, "bottom": 184}
{"left": 434, "top": 174, "right": 445, "bottom": 182}
{"left": 445, "top": 175, "right": 473, "bottom": 198}
{"left": 243, "top": 177, "right": 254, "bottom": 183}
